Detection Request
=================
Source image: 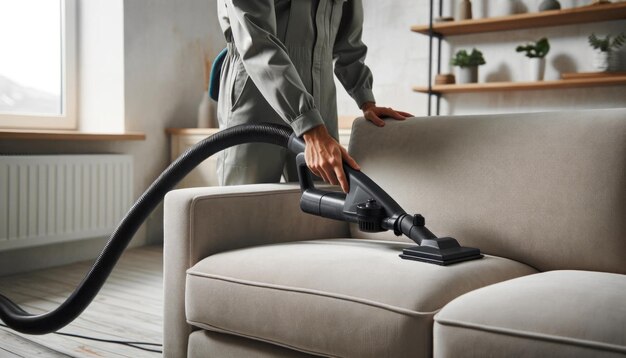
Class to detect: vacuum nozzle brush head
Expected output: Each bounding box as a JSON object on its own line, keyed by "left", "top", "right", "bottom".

{"left": 400, "top": 245, "right": 483, "bottom": 265}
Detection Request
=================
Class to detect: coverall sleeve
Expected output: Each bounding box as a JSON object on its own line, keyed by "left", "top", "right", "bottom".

{"left": 333, "top": 0, "right": 376, "bottom": 108}
{"left": 225, "top": 0, "right": 324, "bottom": 137}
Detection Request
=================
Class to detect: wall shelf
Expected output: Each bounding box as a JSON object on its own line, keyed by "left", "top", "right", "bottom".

{"left": 413, "top": 74, "right": 626, "bottom": 94}
{"left": 0, "top": 129, "right": 146, "bottom": 141}
{"left": 411, "top": 3, "right": 626, "bottom": 36}
{"left": 413, "top": 1, "right": 626, "bottom": 115}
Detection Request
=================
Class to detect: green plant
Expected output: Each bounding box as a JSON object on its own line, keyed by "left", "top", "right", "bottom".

{"left": 588, "top": 33, "right": 626, "bottom": 52}
{"left": 516, "top": 38, "right": 550, "bottom": 58}
{"left": 451, "top": 49, "right": 486, "bottom": 67}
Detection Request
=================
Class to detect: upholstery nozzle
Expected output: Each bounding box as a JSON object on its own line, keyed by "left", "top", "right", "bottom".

{"left": 400, "top": 245, "right": 483, "bottom": 265}
{"left": 397, "top": 214, "right": 483, "bottom": 265}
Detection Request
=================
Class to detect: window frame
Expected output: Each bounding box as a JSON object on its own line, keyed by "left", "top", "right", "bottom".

{"left": 0, "top": 0, "right": 77, "bottom": 130}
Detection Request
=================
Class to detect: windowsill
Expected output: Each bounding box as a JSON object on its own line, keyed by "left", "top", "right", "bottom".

{"left": 0, "top": 129, "right": 146, "bottom": 141}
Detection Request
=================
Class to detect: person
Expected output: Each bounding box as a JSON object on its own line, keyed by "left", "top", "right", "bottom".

{"left": 216, "top": 0, "right": 411, "bottom": 192}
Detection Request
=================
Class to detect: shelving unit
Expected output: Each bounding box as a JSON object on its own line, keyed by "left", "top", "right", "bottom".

{"left": 413, "top": 2, "right": 626, "bottom": 115}
{"left": 412, "top": 3, "right": 626, "bottom": 36}
{"left": 413, "top": 74, "right": 626, "bottom": 94}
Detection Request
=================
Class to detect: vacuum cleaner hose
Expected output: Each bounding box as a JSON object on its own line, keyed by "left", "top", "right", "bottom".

{"left": 0, "top": 123, "right": 294, "bottom": 335}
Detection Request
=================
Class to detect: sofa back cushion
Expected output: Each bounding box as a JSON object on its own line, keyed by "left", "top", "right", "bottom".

{"left": 348, "top": 109, "right": 626, "bottom": 274}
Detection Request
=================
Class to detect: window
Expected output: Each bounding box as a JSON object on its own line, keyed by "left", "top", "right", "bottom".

{"left": 0, "top": 0, "right": 77, "bottom": 129}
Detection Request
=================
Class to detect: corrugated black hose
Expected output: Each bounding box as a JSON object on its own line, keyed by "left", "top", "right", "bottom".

{"left": 0, "top": 123, "right": 294, "bottom": 335}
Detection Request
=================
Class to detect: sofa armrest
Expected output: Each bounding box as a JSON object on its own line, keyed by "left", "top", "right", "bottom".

{"left": 163, "top": 183, "right": 350, "bottom": 358}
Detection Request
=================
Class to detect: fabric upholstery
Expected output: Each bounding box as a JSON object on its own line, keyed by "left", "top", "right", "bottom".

{"left": 164, "top": 184, "right": 349, "bottom": 358}
{"left": 348, "top": 108, "right": 626, "bottom": 274}
{"left": 434, "top": 270, "right": 626, "bottom": 357}
{"left": 165, "top": 109, "right": 625, "bottom": 357}
{"left": 188, "top": 330, "right": 317, "bottom": 358}
{"left": 186, "top": 239, "right": 536, "bottom": 357}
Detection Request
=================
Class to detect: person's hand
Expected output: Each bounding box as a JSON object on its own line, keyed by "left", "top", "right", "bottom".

{"left": 302, "top": 125, "right": 360, "bottom": 193}
{"left": 361, "top": 102, "right": 413, "bottom": 127}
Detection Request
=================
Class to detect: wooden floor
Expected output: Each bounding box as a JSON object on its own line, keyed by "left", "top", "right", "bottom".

{"left": 0, "top": 245, "right": 163, "bottom": 357}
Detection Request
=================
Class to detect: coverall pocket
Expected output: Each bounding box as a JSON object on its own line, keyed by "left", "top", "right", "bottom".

{"left": 230, "top": 60, "right": 250, "bottom": 111}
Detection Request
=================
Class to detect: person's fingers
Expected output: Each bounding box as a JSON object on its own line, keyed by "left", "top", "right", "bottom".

{"left": 310, "top": 164, "right": 325, "bottom": 181}
{"left": 302, "top": 126, "right": 351, "bottom": 187}
{"left": 305, "top": 149, "right": 325, "bottom": 182}
{"left": 366, "top": 111, "right": 386, "bottom": 127}
{"left": 334, "top": 165, "right": 349, "bottom": 192}
{"left": 380, "top": 107, "right": 407, "bottom": 121}
{"left": 303, "top": 129, "right": 353, "bottom": 188}
{"left": 326, "top": 148, "right": 344, "bottom": 186}
{"left": 313, "top": 155, "right": 332, "bottom": 183}
{"left": 323, "top": 163, "right": 339, "bottom": 186}
{"left": 397, "top": 111, "right": 414, "bottom": 117}
{"left": 313, "top": 147, "right": 337, "bottom": 186}
{"left": 340, "top": 147, "right": 360, "bottom": 170}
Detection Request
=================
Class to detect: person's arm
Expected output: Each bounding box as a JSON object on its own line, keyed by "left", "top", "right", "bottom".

{"left": 333, "top": 1, "right": 412, "bottom": 127}
{"left": 333, "top": 0, "right": 374, "bottom": 109}
{"left": 225, "top": 0, "right": 358, "bottom": 192}
{"left": 225, "top": 0, "right": 323, "bottom": 136}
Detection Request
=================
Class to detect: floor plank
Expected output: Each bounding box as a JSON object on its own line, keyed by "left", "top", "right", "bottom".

{"left": 0, "top": 245, "right": 164, "bottom": 357}
{"left": 0, "top": 329, "right": 71, "bottom": 357}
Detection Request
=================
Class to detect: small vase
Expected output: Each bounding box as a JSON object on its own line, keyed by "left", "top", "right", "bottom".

{"left": 529, "top": 57, "right": 546, "bottom": 81}
{"left": 493, "top": 0, "right": 517, "bottom": 17}
{"left": 456, "top": 0, "right": 473, "bottom": 20}
{"left": 592, "top": 50, "right": 616, "bottom": 72}
{"left": 539, "top": 0, "right": 561, "bottom": 11}
{"left": 456, "top": 66, "right": 478, "bottom": 84}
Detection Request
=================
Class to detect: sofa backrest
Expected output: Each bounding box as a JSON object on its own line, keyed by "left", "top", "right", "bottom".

{"left": 348, "top": 109, "right": 626, "bottom": 274}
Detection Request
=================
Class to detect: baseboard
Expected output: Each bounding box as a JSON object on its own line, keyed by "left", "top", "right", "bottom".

{"left": 0, "top": 227, "right": 150, "bottom": 276}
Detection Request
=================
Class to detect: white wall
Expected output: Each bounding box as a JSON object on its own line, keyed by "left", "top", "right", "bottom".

{"left": 0, "top": 0, "right": 224, "bottom": 275}
{"left": 2, "top": 0, "right": 624, "bottom": 274}
{"left": 78, "top": 0, "right": 125, "bottom": 133}
{"left": 336, "top": 0, "right": 626, "bottom": 117}
{"left": 123, "top": 0, "right": 224, "bottom": 242}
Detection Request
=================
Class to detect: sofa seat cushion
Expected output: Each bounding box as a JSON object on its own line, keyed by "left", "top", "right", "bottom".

{"left": 185, "top": 239, "right": 536, "bottom": 357}
{"left": 434, "top": 270, "right": 626, "bottom": 358}
{"left": 188, "top": 330, "right": 316, "bottom": 358}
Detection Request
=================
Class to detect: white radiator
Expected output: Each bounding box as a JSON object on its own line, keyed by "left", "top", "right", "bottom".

{"left": 0, "top": 155, "right": 133, "bottom": 251}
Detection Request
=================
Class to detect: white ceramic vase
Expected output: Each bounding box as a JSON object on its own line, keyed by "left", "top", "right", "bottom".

{"left": 529, "top": 57, "right": 546, "bottom": 81}
{"left": 493, "top": 0, "right": 516, "bottom": 17}
{"left": 592, "top": 50, "right": 615, "bottom": 72}
{"left": 456, "top": 66, "right": 478, "bottom": 84}
{"left": 456, "top": 0, "right": 473, "bottom": 20}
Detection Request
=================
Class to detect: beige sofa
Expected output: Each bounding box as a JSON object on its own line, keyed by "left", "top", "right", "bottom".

{"left": 164, "top": 108, "right": 626, "bottom": 357}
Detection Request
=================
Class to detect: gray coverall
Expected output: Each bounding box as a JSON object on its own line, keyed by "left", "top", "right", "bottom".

{"left": 217, "top": 0, "right": 375, "bottom": 185}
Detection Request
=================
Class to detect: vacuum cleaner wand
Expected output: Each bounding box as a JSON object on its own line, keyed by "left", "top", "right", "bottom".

{"left": 288, "top": 135, "right": 483, "bottom": 266}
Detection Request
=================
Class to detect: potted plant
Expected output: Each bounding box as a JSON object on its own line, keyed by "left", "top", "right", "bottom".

{"left": 451, "top": 49, "right": 486, "bottom": 84}
{"left": 516, "top": 38, "right": 550, "bottom": 81}
{"left": 588, "top": 33, "right": 625, "bottom": 72}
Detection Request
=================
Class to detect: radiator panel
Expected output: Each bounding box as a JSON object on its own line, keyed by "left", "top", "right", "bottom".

{"left": 0, "top": 155, "right": 133, "bottom": 251}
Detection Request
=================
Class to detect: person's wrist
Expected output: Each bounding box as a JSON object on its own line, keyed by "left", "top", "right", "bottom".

{"left": 361, "top": 102, "right": 376, "bottom": 111}
{"left": 302, "top": 124, "right": 329, "bottom": 143}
